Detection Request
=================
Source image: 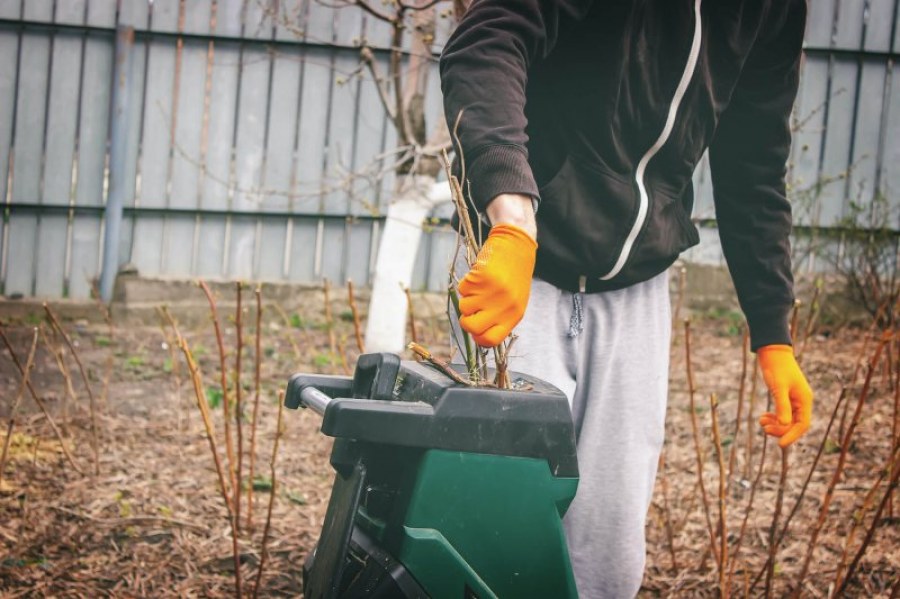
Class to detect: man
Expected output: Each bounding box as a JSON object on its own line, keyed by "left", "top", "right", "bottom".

{"left": 439, "top": 1, "right": 814, "bottom": 597}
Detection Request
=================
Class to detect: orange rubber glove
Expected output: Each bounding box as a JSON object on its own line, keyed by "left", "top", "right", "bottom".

{"left": 757, "top": 344, "right": 814, "bottom": 447}
{"left": 457, "top": 224, "right": 537, "bottom": 348}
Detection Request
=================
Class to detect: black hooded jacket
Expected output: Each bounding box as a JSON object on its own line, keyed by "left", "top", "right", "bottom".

{"left": 439, "top": 0, "right": 807, "bottom": 349}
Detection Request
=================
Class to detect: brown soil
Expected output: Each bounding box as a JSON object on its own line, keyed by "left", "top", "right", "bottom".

{"left": 0, "top": 289, "right": 896, "bottom": 597}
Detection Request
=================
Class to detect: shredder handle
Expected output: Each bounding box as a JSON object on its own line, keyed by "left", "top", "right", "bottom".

{"left": 299, "top": 386, "right": 333, "bottom": 416}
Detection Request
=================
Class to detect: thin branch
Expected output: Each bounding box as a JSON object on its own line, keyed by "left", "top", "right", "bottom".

{"left": 161, "top": 306, "right": 241, "bottom": 597}
{"left": 252, "top": 390, "right": 286, "bottom": 598}
{"left": 198, "top": 280, "right": 237, "bottom": 493}
{"left": 408, "top": 342, "right": 476, "bottom": 386}
{"left": 0, "top": 326, "right": 83, "bottom": 475}
{"left": 710, "top": 394, "right": 728, "bottom": 598}
{"left": 0, "top": 327, "right": 38, "bottom": 490}
{"left": 44, "top": 303, "right": 100, "bottom": 475}
{"left": 684, "top": 319, "right": 720, "bottom": 571}
{"left": 359, "top": 46, "right": 396, "bottom": 121}
{"left": 235, "top": 282, "right": 245, "bottom": 536}
{"left": 347, "top": 280, "right": 365, "bottom": 353}
{"left": 247, "top": 285, "right": 264, "bottom": 532}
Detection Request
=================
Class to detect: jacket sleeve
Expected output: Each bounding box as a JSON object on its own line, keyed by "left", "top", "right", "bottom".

{"left": 708, "top": 0, "right": 807, "bottom": 351}
{"left": 439, "top": 0, "right": 594, "bottom": 212}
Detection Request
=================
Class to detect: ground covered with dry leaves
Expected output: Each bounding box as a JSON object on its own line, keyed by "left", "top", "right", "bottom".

{"left": 0, "top": 281, "right": 896, "bottom": 597}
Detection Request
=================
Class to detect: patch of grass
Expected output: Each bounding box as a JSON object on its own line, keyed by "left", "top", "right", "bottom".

{"left": 290, "top": 313, "right": 305, "bottom": 329}
{"left": 126, "top": 355, "right": 144, "bottom": 368}
{"left": 163, "top": 357, "right": 173, "bottom": 373}
{"left": 206, "top": 387, "right": 223, "bottom": 409}
{"left": 252, "top": 476, "right": 273, "bottom": 492}
{"left": 313, "top": 353, "right": 333, "bottom": 367}
{"left": 94, "top": 336, "right": 112, "bottom": 347}
{"left": 286, "top": 491, "right": 308, "bottom": 505}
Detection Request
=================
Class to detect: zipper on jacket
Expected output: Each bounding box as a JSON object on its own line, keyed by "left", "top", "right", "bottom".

{"left": 599, "top": 0, "right": 704, "bottom": 281}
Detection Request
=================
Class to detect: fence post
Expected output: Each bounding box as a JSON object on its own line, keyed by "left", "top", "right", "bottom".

{"left": 99, "top": 25, "right": 135, "bottom": 302}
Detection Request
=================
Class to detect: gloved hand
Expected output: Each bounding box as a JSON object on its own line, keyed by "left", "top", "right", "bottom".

{"left": 457, "top": 224, "right": 537, "bottom": 347}
{"left": 757, "top": 344, "right": 813, "bottom": 447}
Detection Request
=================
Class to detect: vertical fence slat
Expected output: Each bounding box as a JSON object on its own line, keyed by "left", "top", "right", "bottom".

{"left": 884, "top": 63, "right": 900, "bottom": 201}
{"left": 0, "top": 16, "right": 22, "bottom": 294}
{"left": 805, "top": 0, "right": 837, "bottom": 47}
{"left": 7, "top": 23, "right": 51, "bottom": 296}
{"left": 291, "top": 46, "right": 332, "bottom": 279}
{"left": 833, "top": 0, "right": 865, "bottom": 50}
{"left": 865, "top": 0, "right": 897, "bottom": 51}
{"left": 229, "top": 44, "right": 271, "bottom": 278}
{"left": 790, "top": 56, "right": 830, "bottom": 225}
{"left": 36, "top": 21, "right": 84, "bottom": 297}
{"left": 275, "top": 0, "right": 307, "bottom": 41}
{"left": 847, "top": 59, "right": 887, "bottom": 209}
{"left": 256, "top": 45, "right": 302, "bottom": 280}
{"left": 196, "top": 37, "right": 239, "bottom": 277}
{"left": 69, "top": 30, "right": 113, "bottom": 298}
{"left": 166, "top": 0, "right": 212, "bottom": 277}
{"left": 131, "top": 2, "right": 180, "bottom": 277}
{"left": 817, "top": 58, "right": 859, "bottom": 225}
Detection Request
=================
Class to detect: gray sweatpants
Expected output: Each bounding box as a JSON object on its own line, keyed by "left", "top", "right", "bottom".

{"left": 453, "top": 272, "right": 671, "bottom": 598}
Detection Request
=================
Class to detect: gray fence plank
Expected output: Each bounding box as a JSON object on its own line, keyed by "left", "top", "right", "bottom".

{"left": 68, "top": 32, "right": 112, "bottom": 298}
{"left": 847, "top": 60, "right": 887, "bottom": 210}
{"left": 88, "top": 0, "right": 117, "bottom": 28}
{"left": 288, "top": 218, "right": 318, "bottom": 281}
{"left": 0, "top": 23, "right": 20, "bottom": 220}
{"left": 691, "top": 152, "right": 714, "bottom": 220}
{"left": 275, "top": 0, "right": 307, "bottom": 41}
{"left": 790, "top": 56, "right": 830, "bottom": 225}
{"left": 184, "top": 0, "right": 213, "bottom": 36}
{"left": 7, "top": 29, "right": 50, "bottom": 296}
{"left": 196, "top": 39, "right": 239, "bottom": 277}
{"left": 36, "top": 26, "right": 85, "bottom": 297}
{"left": 334, "top": 3, "right": 362, "bottom": 47}
{"left": 345, "top": 221, "right": 372, "bottom": 285}
{"left": 229, "top": 45, "right": 271, "bottom": 278}
{"left": 884, "top": 64, "right": 899, "bottom": 201}
{"left": 833, "top": 0, "right": 865, "bottom": 50}
{"left": 817, "top": 58, "right": 859, "bottom": 225}
{"left": 294, "top": 47, "right": 332, "bottom": 212}
{"left": 865, "top": 0, "right": 898, "bottom": 51}
{"left": 132, "top": 3, "right": 179, "bottom": 276}
{"left": 305, "top": 0, "right": 336, "bottom": 44}
{"left": 55, "top": 0, "right": 86, "bottom": 26}
{"left": 320, "top": 219, "right": 346, "bottom": 282}
{"left": 805, "top": 0, "right": 837, "bottom": 48}
{"left": 324, "top": 53, "right": 358, "bottom": 215}
{"left": 351, "top": 62, "right": 389, "bottom": 216}
{"left": 149, "top": 0, "right": 181, "bottom": 34}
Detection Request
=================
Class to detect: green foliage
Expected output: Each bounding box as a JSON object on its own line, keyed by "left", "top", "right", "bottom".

{"left": 824, "top": 437, "right": 841, "bottom": 455}
{"left": 94, "top": 336, "right": 112, "bottom": 347}
{"left": 286, "top": 491, "right": 308, "bottom": 505}
{"left": 125, "top": 355, "right": 144, "bottom": 368}
{"left": 163, "top": 357, "right": 173, "bottom": 373}
{"left": 252, "top": 476, "right": 273, "bottom": 492}
{"left": 290, "top": 313, "right": 305, "bottom": 329}
{"left": 206, "top": 387, "right": 223, "bottom": 409}
{"left": 192, "top": 343, "right": 209, "bottom": 357}
{"left": 313, "top": 353, "right": 333, "bottom": 367}
{"left": 339, "top": 310, "right": 354, "bottom": 322}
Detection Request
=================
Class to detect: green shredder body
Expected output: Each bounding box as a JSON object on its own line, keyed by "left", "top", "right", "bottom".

{"left": 285, "top": 353, "right": 580, "bottom": 599}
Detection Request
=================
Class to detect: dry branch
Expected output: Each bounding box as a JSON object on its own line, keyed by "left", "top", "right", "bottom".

{"left": 247, "top": 285, "right": 263, "bottom": 532}
{"left": 709, "top": 394, "right": 728, "bottom": 598}
{"left": 683, "top": 320, "right": 720, "bottom": 572}
{"left": 252, "top": 390, "right": 286, "bottom": 598}
{"left": 347, "top": 279, "right": 365, "bottom": 353}
{"left": 0, "top": 327, "right": 38, "bottom": 489}
{"left": 0, "top": 325, "right": 83, "bottom": 475}
{"left": 161, "top": 306, "right": 241, "bottom": 598}
{"left": 235, "top": 282, "right": 245, "bottom": 537}
{"left": 44, "top": 303, "right": 100, "bottom": 475}
{"left": 198, "top": 280, "right": 237, "bottom": 494}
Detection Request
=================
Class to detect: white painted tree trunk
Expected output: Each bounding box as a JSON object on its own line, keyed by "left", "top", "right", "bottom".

{"left": 365, "top": 174, "right": 451, "bottom": 353}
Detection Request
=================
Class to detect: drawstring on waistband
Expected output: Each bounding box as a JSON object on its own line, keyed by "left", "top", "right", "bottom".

{"left": 568, "top": 292, "right": 584, "bottom": 338}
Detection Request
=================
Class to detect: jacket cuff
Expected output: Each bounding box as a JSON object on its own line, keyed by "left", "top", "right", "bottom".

{"left": 745, "top": 303, "right": 793, "bottom": 351}
{"left": 467, "top": 145, "right": 540, "bottom": 212}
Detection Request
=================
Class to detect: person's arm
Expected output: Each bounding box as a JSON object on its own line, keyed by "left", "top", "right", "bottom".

{"left": 440, "top": 0, "right": 594, "bottom": 215}
{"left": 709, "top": 0, "right": 812, "bottom": 447}
{"left": 440, "top": 1, "right": 593, "bottom": 348}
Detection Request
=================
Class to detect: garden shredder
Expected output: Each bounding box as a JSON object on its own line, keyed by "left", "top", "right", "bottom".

{"left": 285, "top": 352, "right": 580, "bottom": 599}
